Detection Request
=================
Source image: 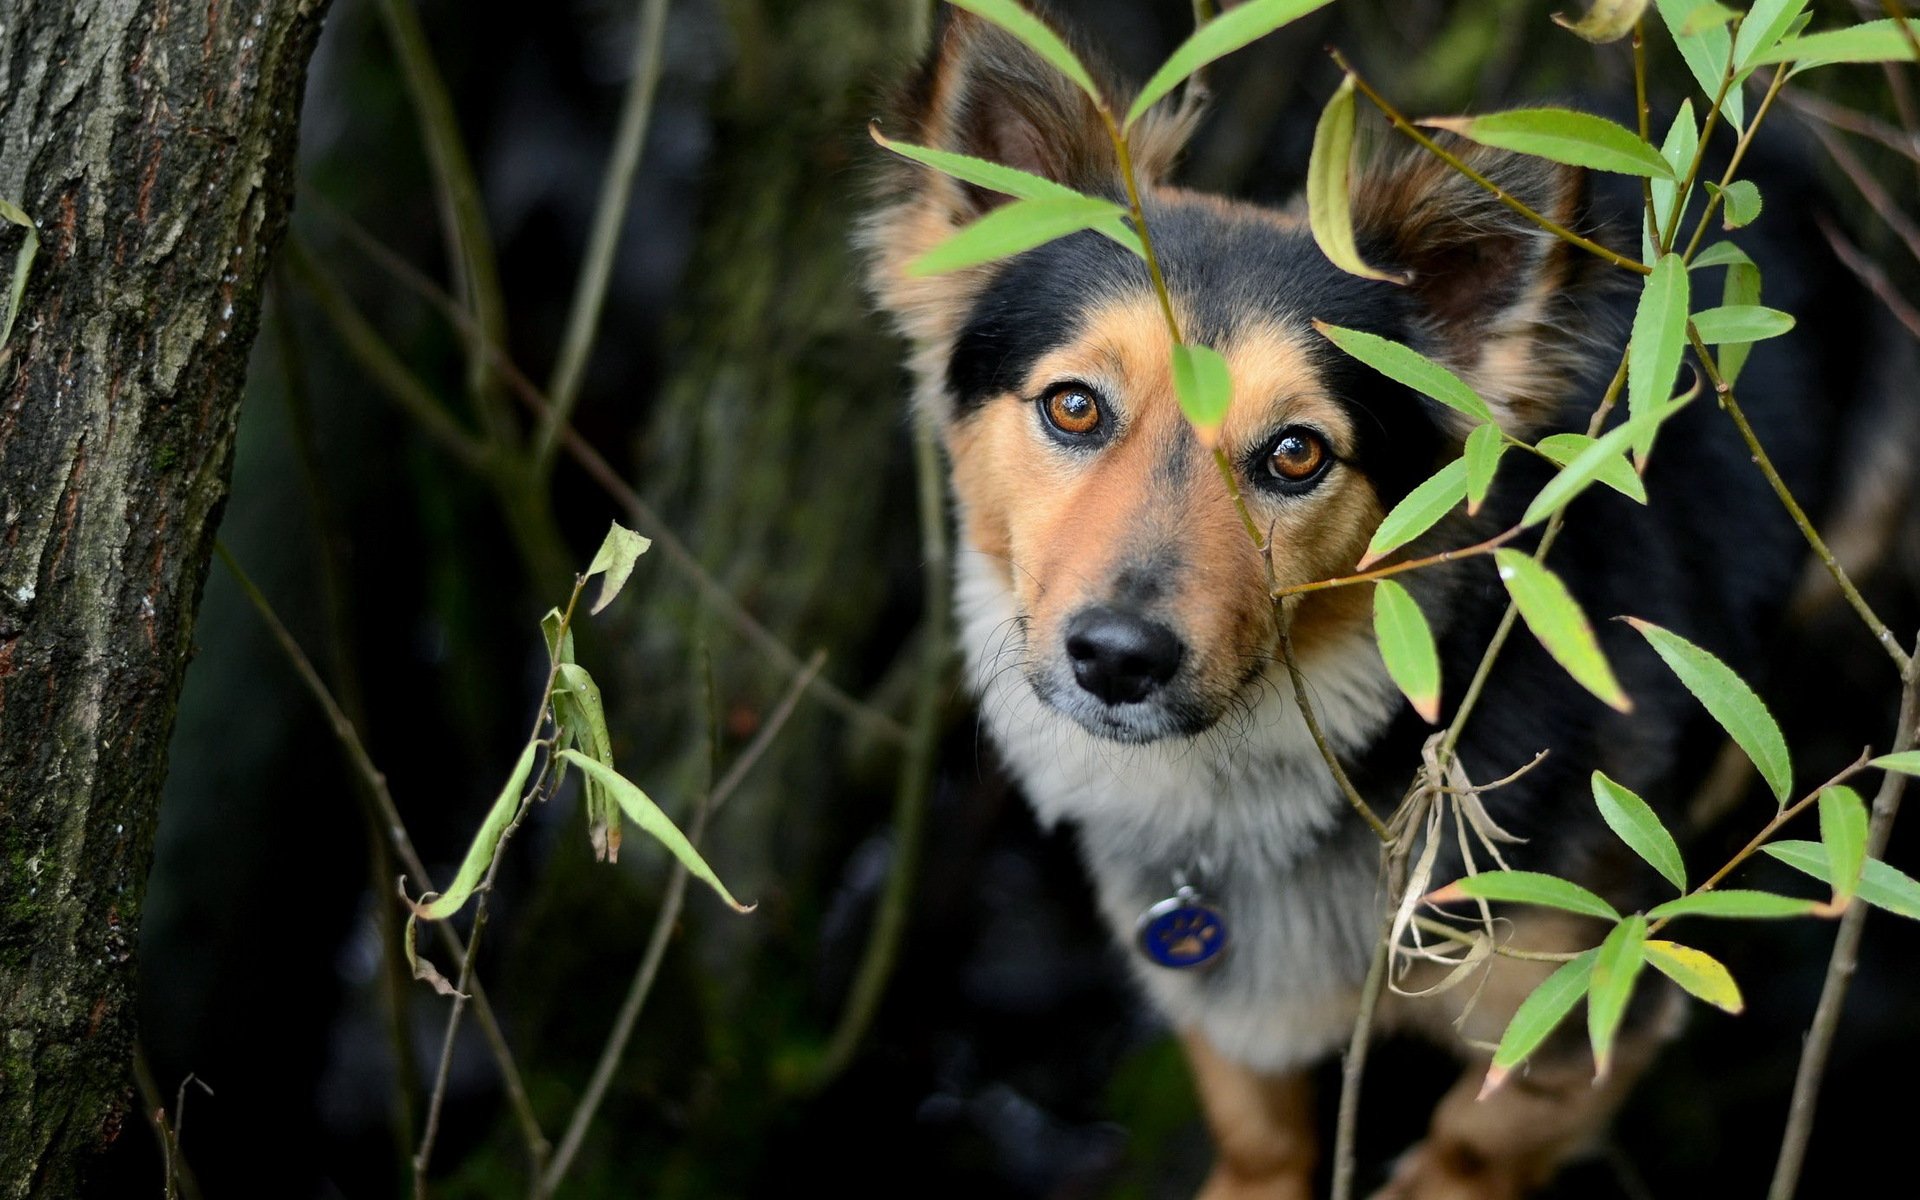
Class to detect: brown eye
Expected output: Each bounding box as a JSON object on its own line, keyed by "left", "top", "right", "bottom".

{"left": 1266, "top": 428, "right": 1330, "bottom": 484}
{"left": 1042, "top": 384, "right": 1103, "bottom": 437}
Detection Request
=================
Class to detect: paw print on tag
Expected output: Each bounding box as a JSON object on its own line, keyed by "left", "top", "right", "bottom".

{"left": 1136, "top": 889, "right": 1229, "bottom": 970}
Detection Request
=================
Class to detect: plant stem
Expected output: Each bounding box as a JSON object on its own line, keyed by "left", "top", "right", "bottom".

{"left": 1880, "top": 0, "right": 1920, "bottom": 67}
{"left": 1679, "top": 64, "right": 1790, "bottom": 263}
{"left": 1272, "top": 524, "right": 1523, "bottom": 599}
{"left": 536, "top": 0, "right": 673, "bottom": 470}
{"left": 1769, "top": 643, "right": 1919, "bottom": 1199}
{"left": 1687, "top": 332, "right": 1911, "bottom": 672}
{"left": 1410, "top": 915, "right": 1581, "bottom": 962}
{"left": 538, "top": 652, "right": 824, "bottom": 1195}
{"left": 1331, "top": 856, "right": 1403, "bottom": 1200}
{"left": 1279, "top": 624, "right": 1392, "bottom": 841}
{"left": 1333, "top": 52, "right": 1650, "bottom": 275}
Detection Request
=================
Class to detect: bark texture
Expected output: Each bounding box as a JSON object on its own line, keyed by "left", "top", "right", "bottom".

{"left": 0, "top": 1, "right": 330, "bottom": 1193}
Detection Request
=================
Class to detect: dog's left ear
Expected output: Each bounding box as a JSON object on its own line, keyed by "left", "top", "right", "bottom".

{"left": 865, "top": 9, "right": 1191, "bottom": 351}
{"left": 1353, "top": 147, "right": 1599, "bottom": 435}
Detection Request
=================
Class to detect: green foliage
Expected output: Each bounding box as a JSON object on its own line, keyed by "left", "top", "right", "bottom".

{"left": 1647, "top": 101, "right": 1698, "bottom": 258}
{"left": 1373, "top": 579, "right": 1441, "bottom": 723}
{"left": 947, "top": 0, "right": 1101, "bottom": 100}
{"left": 1817, "top": 785, "right": 1870, "bottom": 908}
{"left": 560, "top": 752, "right": 753, "bottom": 913}
{"left": 1486, "top": 950, "right": 1596, "bottom": 1091}
{"left": 1422, "top": 108, "right": 1673, "bottom": 177}
{"left": 1127, "top": 0, "right": 1338, "bottom": 128}
{"left": 1434, "top": 869, "right": 1621, "bottom": 920}
{"left": 1463, "top": 422, "right": 1507, "bottom": 514}
{"left": 1627, "top": 254, "right": 1690, "bottom": 455}
{"left": 1592, "top": 772, "right": 1686, "bottom": 892}
{"left": 1627, "top": 618, "right": 1792, "bottom": 802}
{"left": 1532, "top": 433, "right": 1647, "bottom": 504}
{"left": 1361, "top": 458, "right": 1468, "bottom": 566}
{"left": 1307, "top": 74, "right": 1397, "bottom": 282}
{"left": 1553, "top": 0, "right": 1650, "bottom": 45}
{"left": 1587, "top": 915, "right": 1648, "bottom": 1077}
{"left": 1755, "top": 18, "right": 1920, "bottom": 73}
{"left": 1313, "top": 321, "right": 1496, "bottom": 424}
{"left": 1647, "top": 890, "right": 1818, "bottom": 920}
{"left": 1522, "top": 395, "right": 1689, "bottom": 526}
{"left": 1712, "top": 178, "right": 1763, "bottom": 228}
{"left": 0, "top": 197, "right": 37, "bottom": 354}
{"left": 1494, "top": 550, "right": 1632, "bottom": 711}
{"left": 1655, "top": 0, "right": 1745, "bottom": 128}
{"left": 1171, "top": 343, "right": 1233, "bottom": 443}
{"left": 585, "top": 520, "right": 652, "bottom": 616}
{"left": 908, "top": 195, "right": 1126, "bottom": 276}
{"left": 1765, "top": 841, "right": 1920, "bottom": 921}
{"left": 1690, "top": 303, "right": 1793, "bottom": 343}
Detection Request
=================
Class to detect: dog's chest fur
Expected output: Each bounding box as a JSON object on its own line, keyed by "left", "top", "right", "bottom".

{"left": 957, "top": 550, "right": 1400, "bottom": 1072}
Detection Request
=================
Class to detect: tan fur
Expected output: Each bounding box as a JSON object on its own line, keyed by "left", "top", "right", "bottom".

{"left": 1184, "top": 1031, "right": 1317, "bottom": 1200}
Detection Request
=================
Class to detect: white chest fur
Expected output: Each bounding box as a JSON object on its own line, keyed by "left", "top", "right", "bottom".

{"left": 955, "top": 552, "right": 1407, "bottom": 1072}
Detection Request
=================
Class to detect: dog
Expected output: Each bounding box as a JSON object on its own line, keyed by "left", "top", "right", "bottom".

{"left": 864, "top": 7, "right": 1873, "bottom": 1197}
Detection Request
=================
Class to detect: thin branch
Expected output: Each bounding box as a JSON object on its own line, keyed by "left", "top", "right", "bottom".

{"left": 374, "top": 0, "right": 512, "bottom": 438}
{"left": 539, "top": 652, "right": 826, "bottom": 1195}
{"left": 1816, "top": 215, "right": 1920, "bottom": 343}
{"left": 301, "top": 198, "right": 908, "bottom": 744}
{"left": 806, "top": 422, "right": 953, "bottom": 1088}
{"left": 1770, "top": 642, "right": 1920, "bottom": 1199}
{"left": 1688, "top": 331, "right": 1912, "bottom": 672}
{"left": 1799, "top": 115, "right": 1920, "bottom": 271}
{"left": 133, "top": 1046, "right": 205, "bottom": 1200}
{"left": 1333, "top": 51, "right": 1650, "bottom": 276}
{"left": 1781, "top": 90, "right": 1920, "bottom": 166}
{"left": 1272, "top": 523, "right": 1523, "bottom": 600}
{"left": 1279, "top": 622, "right": 1392, "bottom": 841}
{"left": 1331, "top": 890, "right": 1393, "bottom": 1200}
{"left": 536, "top": 0, "right": 673, "bottom": 469}
{"left": 1409, "top": 915, "right": 1582, "bottom": 963}
{"left": 212, "top": 544, "right": 551, "bottom": 1173}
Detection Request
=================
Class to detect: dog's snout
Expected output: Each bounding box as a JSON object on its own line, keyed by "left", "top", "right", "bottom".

{"left": 1065, "top": 607, "right": 1184, "bottom": 705}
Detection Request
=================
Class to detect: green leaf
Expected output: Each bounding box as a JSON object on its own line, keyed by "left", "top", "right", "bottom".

{"left": 1313, "top": 322, "right": 1495, "bottom": 424}
{"left": 1431, "top": 869, "right": 1621, "bottom": 921}
{"left": 1718, "top": 248, "right": 1763, "bottom": 385}
{"left": 408, "top": 740, "right": 540, "bottom": 922}
{"left": 1678, "top": 1, "right": 1738, "bottom": 36}
{"left": 1872, "top": 750, "right": 1920, "bottom": 777}
{"left": 1765, "top": 841, "right": 1920, "bottom": 921}
{"left": 554, "top": 663, "right": 621, "bottom": 861}
{"left": 1421, "top": 108, "right": 1673, "bottom": 178}
{"left": 1373, "top": 579, "right": 1442, "bottom": 724}
{"left": 1646, "top": 102, "right": 1698, "bottom": 262}
{"left": 1628, "top": 254, "right": 1690, "bottom": 459}
{"left": 559, "top": 750, "right": 755, "bottom": 912}
{"left": 949, "top": 0, "right": 1102, "bottom": 101}
{"left": 1464, "top": 422, "right": 1507, "bottom": 515}
{"left": 540, "top": 606, "right": 575, "bottom": 667}
{"left": 0, "top": 197, "right": 38, "bottom": 354}
{"left": 1753, "top": 19, "right": 1920, "bottom": 72}
{"left": 1712, "top": 179, "right": 1763, "bottom": 229}
{"left": 1484, "top": 950, "right": 1598, "bottom": 1092}
{"left": 1495, "top": 550, "right": 1633, "bottom": 712}
{"left": 1592, "top": 772, "right": 1686, "bottom": 891}
{"left": 1690, "top": 240, "right": 1751, "bottom": 269}
{"left": 909, "top": 194, "right": 1126, "bottom": 276}
{"left": 1645, "top": 939, "right": 1744, "bottom": 1013}
{"left": 1626, "top": 619, "right": 1792, "bottom": 802}
{"left": 1647, "top": 890, "right": 1818, "bottom": 920}
{"left": 1818, "top": 784, "right": 1870, "bottom": 907}
{"left": 868, "top": 125, "right": 1145, "bottom": 257}
{"left": 1534, "top": 433, "right": 1647, "bottom": 504}
{"left": 584, "top": 521, "right": 652, "bottom": 615}
{"left": 1171, "top": 343, "right": 1233, "bottom": 445}
{"left": 1359, "top": 458, "right": 1468, "bottom": 567}
{"left": 1306, "top": 74, "right": 1398, "bottom": 283}
{"left": 1553, "top": 0, "right": 1651, "bottom": 44}
{"left": 1655, "top": 0, "right": 1746, "bottom": 129}
{"left": 1734, "top": 0, "right": 1812, "bottom": 69}
{"left": 1522, "top": 395, "right": 1691, "bottom": 526}
{"left": 1126, "top": 0, "right": 1337, "bottom": 128}
{"left": 1588, "top": 915, "right": 1648, "bottom": 1078}
{"left": 1689, "top": 304, "right": 1793, "bottom": 344}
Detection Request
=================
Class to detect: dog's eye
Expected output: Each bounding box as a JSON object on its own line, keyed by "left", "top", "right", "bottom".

{"left": 1265, "top": 428, "right": 1331, "bottom": 485}
{"left": 1041, "top": 384, "right": 1104, "bottom": 437}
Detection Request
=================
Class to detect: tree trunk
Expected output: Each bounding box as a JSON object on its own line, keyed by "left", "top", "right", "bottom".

{"left": 0, "top": 1, "right": 331, "bottom": 1193}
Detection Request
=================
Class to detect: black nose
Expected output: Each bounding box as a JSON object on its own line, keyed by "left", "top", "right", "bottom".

{"left": 1065, "top": 607, "right": 1185, "bottom": 705}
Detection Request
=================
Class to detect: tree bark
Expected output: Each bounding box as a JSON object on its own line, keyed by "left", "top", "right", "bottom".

{"left": 0, "top": 1, "right": 331, "bottom": 1193}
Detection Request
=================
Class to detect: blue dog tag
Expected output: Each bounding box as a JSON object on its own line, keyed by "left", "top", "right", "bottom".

{"left": 1136, "top": 887, "right": 1229, "bottom": 969}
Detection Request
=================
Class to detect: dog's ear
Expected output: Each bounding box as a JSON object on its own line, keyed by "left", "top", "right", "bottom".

{"left": 1353, "top": 147, "right": 1598, "bottom": 435}
{"left": 865, "top": 10, "right": 1189, "bottom": 351}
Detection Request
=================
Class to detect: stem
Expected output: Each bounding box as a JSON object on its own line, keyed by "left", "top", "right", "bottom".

{"left": 1634, "top": 23, "right": 1659, "bottom": 248}
{"left": 1272, "top": 524, "right": 1523, "bottom": 599}
{"left": 1333, "top": 52, "right": 1650, "bottom": 275}
{"left": 1409, "top": 915, "right": 1581, "bottom": 962}
{"left": 1100, "top": 110, "right": 1185, "bottom": 343}
{"left": 1679, "top": 64, "right": 1790, "bottom": 264}
{"left": 538, "top": 653, "right": 824, "bottom": 1194}
{"left": 806, "top": 422, "right": 952, "bottom": 1087}
{"left": 1279, "top": 623, "right": 1392, "bottom": 842}
{"left": 1880, "top": 0, "right": 1920, "bottom": 68}
{"left": 1659, "top": 29, "right": 1740, "bottom": 257}
{"left": 214, "top": 544, "right": 552, "bottom": 1174}
{"left": 536, "top": 0, "right": 673, "bottom": 470}
{"left": 1688, "top": 332, "right": 1911, "bottom": 672}
{"left": 1769, "top": 644, "right": 1919, "bottom": 1200}
{"left": 1331, "top": 893, "right": 1393, "bottom": 1200}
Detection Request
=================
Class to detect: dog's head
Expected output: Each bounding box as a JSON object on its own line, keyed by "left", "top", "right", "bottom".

{"left": 866, "top": 9, "right": 1597, "bottom": 745}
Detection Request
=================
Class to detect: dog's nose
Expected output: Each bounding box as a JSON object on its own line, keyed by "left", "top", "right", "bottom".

{"left": 1065, "top": 607, "right": 1185, "bottom": 705}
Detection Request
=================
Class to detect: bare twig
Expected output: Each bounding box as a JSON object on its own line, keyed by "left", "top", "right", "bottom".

{"left": 1815, "top": 215, "right": 1920, "bottom": 343}
{"left": 1770, "top": 641, "right": 1920, "bottom": 1200}
{"left": 537, "top": 0, "right": 674, "bottom": 468}
{"left": 1799, "top": 116, "right": 1920, "bottom": 271}
{"left": 539, "top": 652, "right": 826, "bottom": 1194}
{"left": 1272, "top": 523, "right": 1524, "bottom": 599}
{"left": 1278, "top": 622, "right": 1392, "bottom": 842}
{"left": 1781, "top": 90, "right": 1920, "bottom": 166}
{"left": 212, "top": 544, "right": 552, "bottom": 1173}
{"left": 133, "top": 1046, "right": 206, "bottom": 1200}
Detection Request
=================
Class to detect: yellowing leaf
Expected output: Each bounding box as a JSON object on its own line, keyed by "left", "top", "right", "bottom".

{"left": 1306, "top": 75, "right": 1397, "bottom": 283}
{"left": 585, "top": 521, "right": 652, "bottom": 615}
{"left": 1552, "top": 0, "right": 1650, "bottom": 44}
{"left": 1645, "top": 940, "right": 1744, "bottom": 1013}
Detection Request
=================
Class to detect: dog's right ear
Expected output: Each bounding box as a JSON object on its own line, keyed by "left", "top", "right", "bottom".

{"left": 864, "top": 10, "right": 1185, "bottom": 352}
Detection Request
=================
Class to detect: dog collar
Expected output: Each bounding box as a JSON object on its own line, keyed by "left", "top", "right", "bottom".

{"left": 1135, "top": 884, "right": 1229, "bottom": 969}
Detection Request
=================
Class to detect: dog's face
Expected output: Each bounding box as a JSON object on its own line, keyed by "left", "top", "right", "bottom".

{"left": 868, "top": 12, "right": 1591, "bottom": 744}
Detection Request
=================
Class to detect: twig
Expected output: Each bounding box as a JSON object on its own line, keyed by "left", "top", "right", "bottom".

{"left": 133, "top": 1046, "right": 206, "bottom": 1200}
{"left": 536, "top": 0, "right": 673, "bottom": 468}
{"left": 1780, "top": 90, "right": 1920, "bottom": 166}
{"left": 1279, "top": 622, "right": 1392, "bottom": 842}
{"left": 374, "top": 0, "right": 511, "bottom": 437}
{"left": 1679, "top": 64, "right": 1789, "bottom": 263}
{"left": 538, "top": 651, "right": 825, "bottom": 1195}
{"left": 1687, "top": 332, "right": 1912, "bottom": 673}
{"left": 806, "top": 422, "right": 952, "bottom": 1088}
{"left": 1409, "top": 915, "right": 1581, "bottom": 963}
{"left": 1332, "top": 856, "right": 1403, "bottom": 1200}
{"left": 212, "top": 544, "right": 552, "bottom": 1173}
{"left": 1332, "top": 51, "right": 1650, "bottom": 276}
{"left": 1769, "top": 640, "right": 1920, "bottom": 1200}
{"left": 1798, "top": 116, "right": 1920, "bottom": 271}
{"left": 1815, "top": 215, "right": 1920, "bottom": 343}
{"left": 299, "top": 199, "right": 907, "bottom": 744}
{"left": 1272, "top": 523, "right": 1524, "bottom": 599}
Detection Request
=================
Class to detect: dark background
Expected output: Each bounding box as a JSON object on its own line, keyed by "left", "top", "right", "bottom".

{"left": 91, "top": 1, "right": 1920, "bottom": 1196}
